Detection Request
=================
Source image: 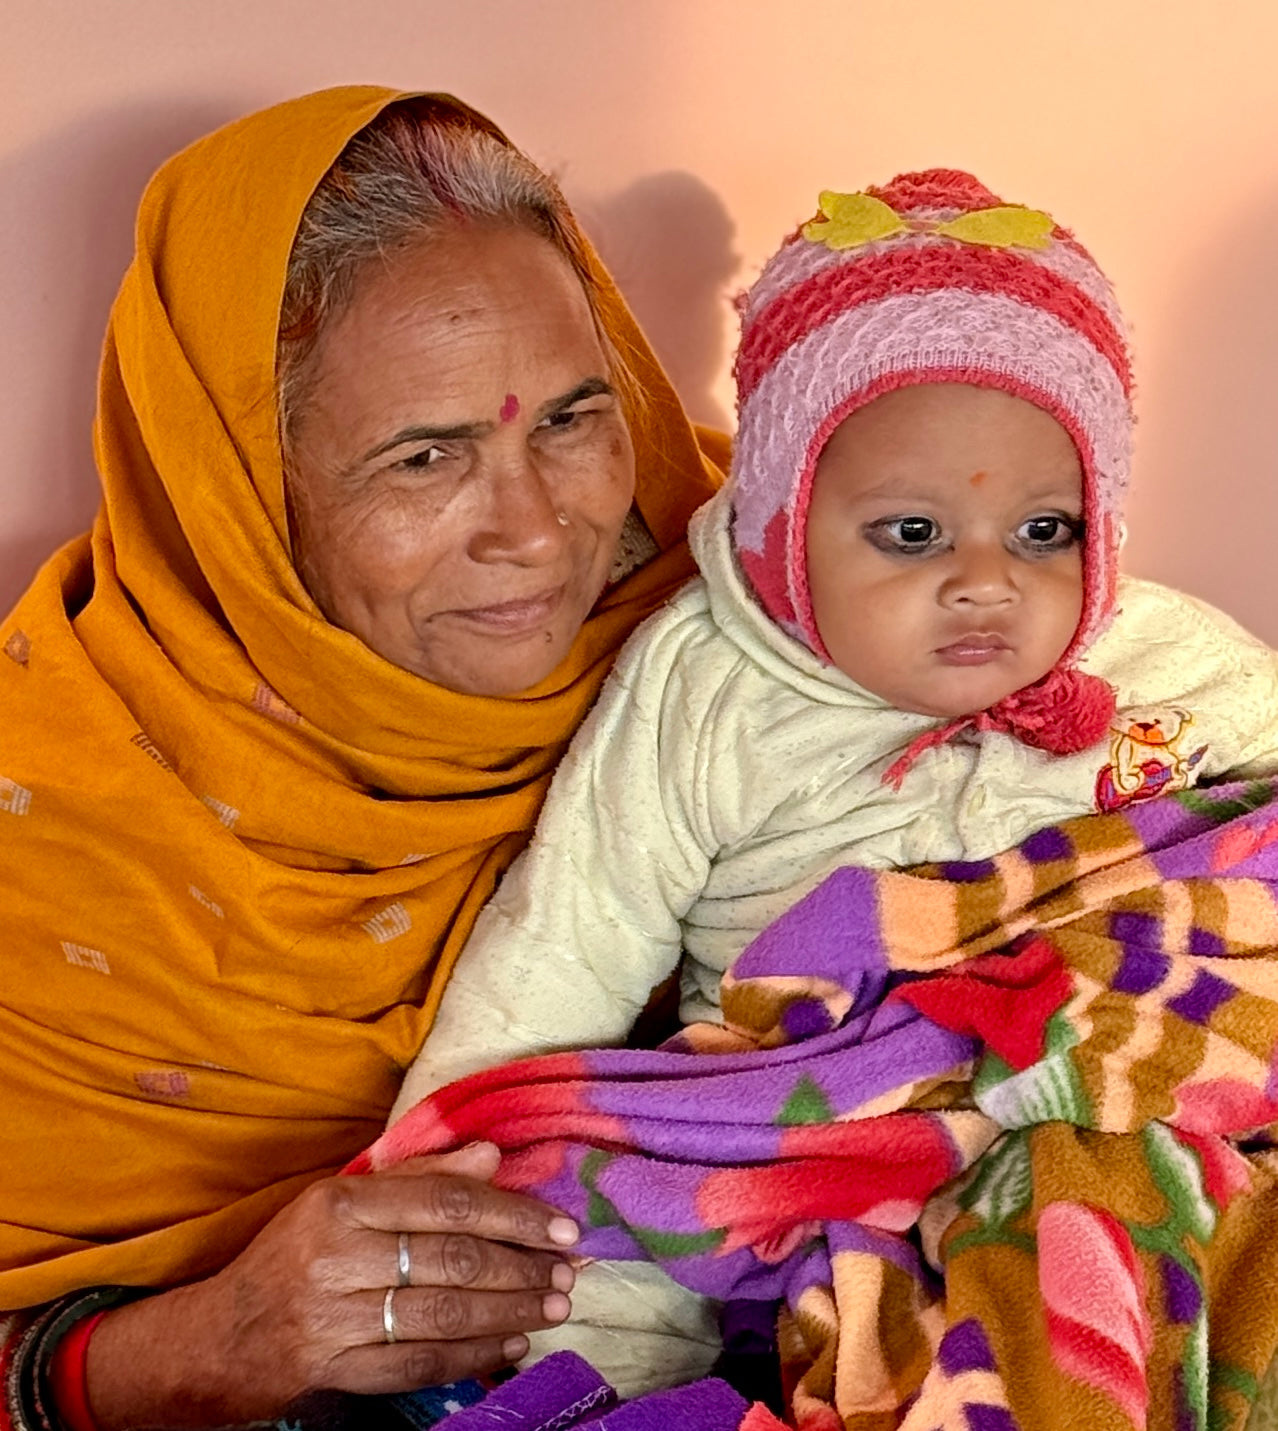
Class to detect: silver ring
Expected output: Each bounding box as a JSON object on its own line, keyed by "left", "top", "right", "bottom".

{"left": 382, "top": 1286, "right": 399, "bottom": 1344}
{"left": 396, "top": 1231, "right": 412, "bottom": 1288}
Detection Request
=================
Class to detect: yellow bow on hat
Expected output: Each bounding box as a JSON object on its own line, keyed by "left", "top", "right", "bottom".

{"left": 801, "top": 190, "right": 1055, "bottom": 252}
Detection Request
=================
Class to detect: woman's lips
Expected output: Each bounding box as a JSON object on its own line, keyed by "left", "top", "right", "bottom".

{"left": 935, "top": 634, "right": 1011, "bottom": 666}
{"left": 449, "top": 585, "right": 567, "bottom": 634}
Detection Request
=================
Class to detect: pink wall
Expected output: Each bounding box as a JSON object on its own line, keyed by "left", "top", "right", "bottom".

{"left": 6, "top": 0, "right": 1278, "bottom": 641}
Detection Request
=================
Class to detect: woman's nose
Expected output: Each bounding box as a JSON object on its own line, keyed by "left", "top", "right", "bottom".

{"left": 467, "top": 454, "right": 568, "bottom": 566}
{"left": 939, "top": 541, "right": 1018, "bottom": 607}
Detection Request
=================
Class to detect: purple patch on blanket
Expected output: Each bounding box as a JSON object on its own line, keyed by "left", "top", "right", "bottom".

{"left": 1167, "top": 969, "right": 1235, "bottom": 1025}
{"left": 1112, "top": 946, "right": 1170, "bottom": 996}
{"left": 595, "top": 1377, "right": 748, "bottom": 1428}
{"left": 941, "top": 858, "right": 997, "bottom": 883}
{"left": 936, "top": 1318, "right": 997, "bottom": 1376}
{"left": 965, "top": 1405, "right": 1020, "bottom": 1431}
{"left": 731, "top": 865, "right": 889, "bottom": 990}
{"left": 783, "top": 998, "right": 836, "bottom": 1039}
{"left": 1162, "top": 1255, "right": 1202, "bottom": 1324}
{"left": 1186, "top": 926, "right": 1227, "bottom": 957}
{"left": 1109, "top": 910, "right": 1161, "bottom": 951}
{"left": 828, "top": 1220, "right": 928, "bottom": 1279}
{"left": 441, "top": 1351, "right": 614, "bottom": 1429}
{"left": 1021, "top": 826, "right": 1073, "bottom": 864}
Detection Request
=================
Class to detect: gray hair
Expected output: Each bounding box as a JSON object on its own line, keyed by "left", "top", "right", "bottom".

{"left": 277, "top": 97, "right": 637, "bottom": 449}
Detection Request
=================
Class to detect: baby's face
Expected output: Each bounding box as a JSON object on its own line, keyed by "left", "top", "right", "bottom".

{"left": 805, "top": 383, "right": 1084, "bottom": 719}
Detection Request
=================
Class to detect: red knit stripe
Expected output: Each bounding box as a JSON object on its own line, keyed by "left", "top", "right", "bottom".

{"left": 735, "top": 244, "right": 1131, "bottom": 403}
{"left": 867, "top": 169, "right": 1003, "bottom": 212}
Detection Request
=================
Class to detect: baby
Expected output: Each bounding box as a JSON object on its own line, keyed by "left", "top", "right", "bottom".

{"left": 390, "top": 170, "right": 1278, "bottom": 1391}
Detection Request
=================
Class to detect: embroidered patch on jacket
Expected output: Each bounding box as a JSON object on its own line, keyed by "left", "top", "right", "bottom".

{"left": 1094, "top": 706, "right": 1207, "bottom": 813}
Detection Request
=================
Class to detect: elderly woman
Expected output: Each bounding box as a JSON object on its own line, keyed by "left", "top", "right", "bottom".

{"left": 0, "top": 87, "right": 723, "bottom": 1429}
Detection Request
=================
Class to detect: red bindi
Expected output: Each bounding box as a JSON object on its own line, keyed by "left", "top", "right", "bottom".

{"left": 499, "top": 393, "right": 520, "bottom": 422}
{"left": 968, "top": 470, "right": 987, "bottom": 487}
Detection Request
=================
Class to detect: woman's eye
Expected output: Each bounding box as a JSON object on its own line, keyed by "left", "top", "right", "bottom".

{"left": 536, "top": 401, "right": 609, "bottom": 435}
{"left": 1016, "top": 514, "right": 1081, "bottom": 550}
{"left": 393, "top": 445, "right": 447, "bottom": 472}
{"left": 869, "top": 516, "right": 942, "bottom": 553}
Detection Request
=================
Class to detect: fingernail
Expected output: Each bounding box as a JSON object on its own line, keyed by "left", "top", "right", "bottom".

{"left": 548, "top": 1216, "right": 579, "bottom": 1246}
{"left": 551, "top": 1261, "right": 575, "bottom": 1293}
{"left": 542, "top": 1292, "right": 571, "bottom": 1323}
{"left": 502, "top": 1335, "right": 528, "bottom": 1362}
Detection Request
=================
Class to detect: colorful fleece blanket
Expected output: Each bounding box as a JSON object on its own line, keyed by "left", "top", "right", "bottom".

{"left": 355, "top": 778, "right": 1278, "bottom": 1431}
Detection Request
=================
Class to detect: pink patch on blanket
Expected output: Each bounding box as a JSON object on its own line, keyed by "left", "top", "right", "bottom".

{"left": 1175, "top": 1128, "right": 1254, "bottom": 1210}
{"left": 699, "top": 1119, "right": 959, "bottom": 1253}
{"left": 1172, "top": 1077, "right": 1278, "bottom": 1136}
{"left": 496, "top": 1140, "right": 570, "bottom": 1189}
{"left": 739, "top": 1403, "right": 789, "bottom": 1430}
{"left": 349, "top": 1099, "right": 456, "bottom": 1172}
{"left": 1210, "top": 817, "right": 1278, "bottom": 872}
{"left": 1039, "top": 1201, "right": 1151, "bottom": 1427}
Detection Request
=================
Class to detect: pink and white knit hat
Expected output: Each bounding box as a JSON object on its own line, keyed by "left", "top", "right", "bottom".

{"left": 730, "top": 168, "right": 1134, "bottom": 770}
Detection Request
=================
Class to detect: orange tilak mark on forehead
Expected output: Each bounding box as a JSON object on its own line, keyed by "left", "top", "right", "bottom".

{"left": 968, "top": 470, "right": 987, "bottom": 487}
{"left": 499, "top": 393, "right": 520, "bottom": 422}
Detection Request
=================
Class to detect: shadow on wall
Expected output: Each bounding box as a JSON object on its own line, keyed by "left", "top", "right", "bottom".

{"left": 1126, "top": 186, "right": 1278, "bottom": 647}
{"left": 576, "top": 171, "right": 741, "bottom": 431}
{"left": 2, "top": 138, "right": 743, "bottom": 617}
{"left": 0, "top": 101, "right": 235, "bottom": 617}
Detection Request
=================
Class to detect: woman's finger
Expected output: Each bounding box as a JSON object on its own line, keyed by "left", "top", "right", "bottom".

{"left": 326, "top": 1334, "right": 531, "bottom": 1399}
{"left": 363, "top": 1284, "right": 570, "bottom": 1346}
{"left": 380, "top": 1143, "right": 502, "bottom": 1182}
{"left": 394, "top": 1231, "right": 575, "bottom": 1294}
{"left": 329, "top": 1169, "right": 579, "bottom": 1252}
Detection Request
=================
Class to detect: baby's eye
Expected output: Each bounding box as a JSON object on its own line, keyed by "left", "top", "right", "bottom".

{"left": 1015, "top": 514, "right": 1082, "bottom": 551}
{"left": 867, "top": 516, "right": 943, "bottom": 554}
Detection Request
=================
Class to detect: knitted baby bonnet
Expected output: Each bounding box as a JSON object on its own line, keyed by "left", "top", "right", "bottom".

{"left": 730, "top": 169, "right": 1134, "bottom": 781}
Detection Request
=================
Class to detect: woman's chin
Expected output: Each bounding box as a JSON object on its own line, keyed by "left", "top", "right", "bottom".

{"left": 399, "top": 627, "right": 577, "bottom": 698}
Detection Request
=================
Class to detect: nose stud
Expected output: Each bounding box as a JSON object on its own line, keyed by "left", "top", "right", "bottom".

{"left": 556, "top": 511, "right": 570, "bottom": 527}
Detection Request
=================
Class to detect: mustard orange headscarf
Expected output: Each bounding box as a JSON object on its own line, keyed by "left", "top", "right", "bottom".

{"left": 0, "top": 86, "right": 722, "bottom": 1309}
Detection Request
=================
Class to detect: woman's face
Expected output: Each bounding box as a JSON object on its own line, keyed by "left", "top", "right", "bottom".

{"left": 285, "top": 224, "right": 636, "bottom": 696}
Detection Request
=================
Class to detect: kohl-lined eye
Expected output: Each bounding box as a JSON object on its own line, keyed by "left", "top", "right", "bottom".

{"left": 1015, "top": 514, "right": 1082, "bottom": 552}
{"left": 866, "top": 515, "right": 943, "bottom": 554}
{"left": 537, "top": 398, "right": 612, "bottom": 434}
{"left": 392, "top": 444, "right": 449, "bottom": 472}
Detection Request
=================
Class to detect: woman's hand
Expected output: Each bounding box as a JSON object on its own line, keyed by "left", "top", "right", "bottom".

{"left": 85, "top": 1143, "right": 578, "bottom": 1428}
